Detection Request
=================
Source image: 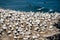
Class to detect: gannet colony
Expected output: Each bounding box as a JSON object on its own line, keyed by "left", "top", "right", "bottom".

{"left": 0, "top": 8, "right": 60, "bottom": 40}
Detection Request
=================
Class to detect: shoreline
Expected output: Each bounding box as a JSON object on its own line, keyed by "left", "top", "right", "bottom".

{"left": 0, "top": 9, "right": 60, "bottom": 40}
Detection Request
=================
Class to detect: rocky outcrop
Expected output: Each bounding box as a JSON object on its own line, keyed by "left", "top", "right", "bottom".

{"left": 0, "top": 9, "right": 60, "bottom": 40}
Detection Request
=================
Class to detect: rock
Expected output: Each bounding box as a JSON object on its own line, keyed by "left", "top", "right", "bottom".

{"left": 0, "top": 9, "right": 60, "bottom": 40}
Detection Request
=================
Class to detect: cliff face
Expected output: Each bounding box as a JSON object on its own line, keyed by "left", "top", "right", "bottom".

{"left": 0, "top": 9, "right": 60, "bottom": 40}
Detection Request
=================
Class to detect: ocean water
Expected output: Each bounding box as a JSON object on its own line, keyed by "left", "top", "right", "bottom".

{"left": 0, "top": 0, "right": 60, "bottom": 12}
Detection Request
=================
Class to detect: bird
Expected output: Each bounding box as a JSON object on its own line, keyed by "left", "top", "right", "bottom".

{"left": 37, "top": 7, "right": 44, "bottom": 10}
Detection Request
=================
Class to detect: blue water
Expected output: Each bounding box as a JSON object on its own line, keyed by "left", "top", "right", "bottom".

{"left": 0, "top": 0, "right": 60, "bottom": 12}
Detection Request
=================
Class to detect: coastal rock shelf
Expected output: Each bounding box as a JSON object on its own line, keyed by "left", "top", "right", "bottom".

{"left": 0, "top": 9, "right": 60, "bottom": 40}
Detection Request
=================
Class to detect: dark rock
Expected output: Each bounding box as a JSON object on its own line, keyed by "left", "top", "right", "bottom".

{"left": 53, "top": 21, "right": 60, "bottom": 29}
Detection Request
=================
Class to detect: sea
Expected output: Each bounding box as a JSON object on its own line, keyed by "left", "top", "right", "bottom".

{"left": 0, "top": 0, "right": 60, "bottom": 12}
